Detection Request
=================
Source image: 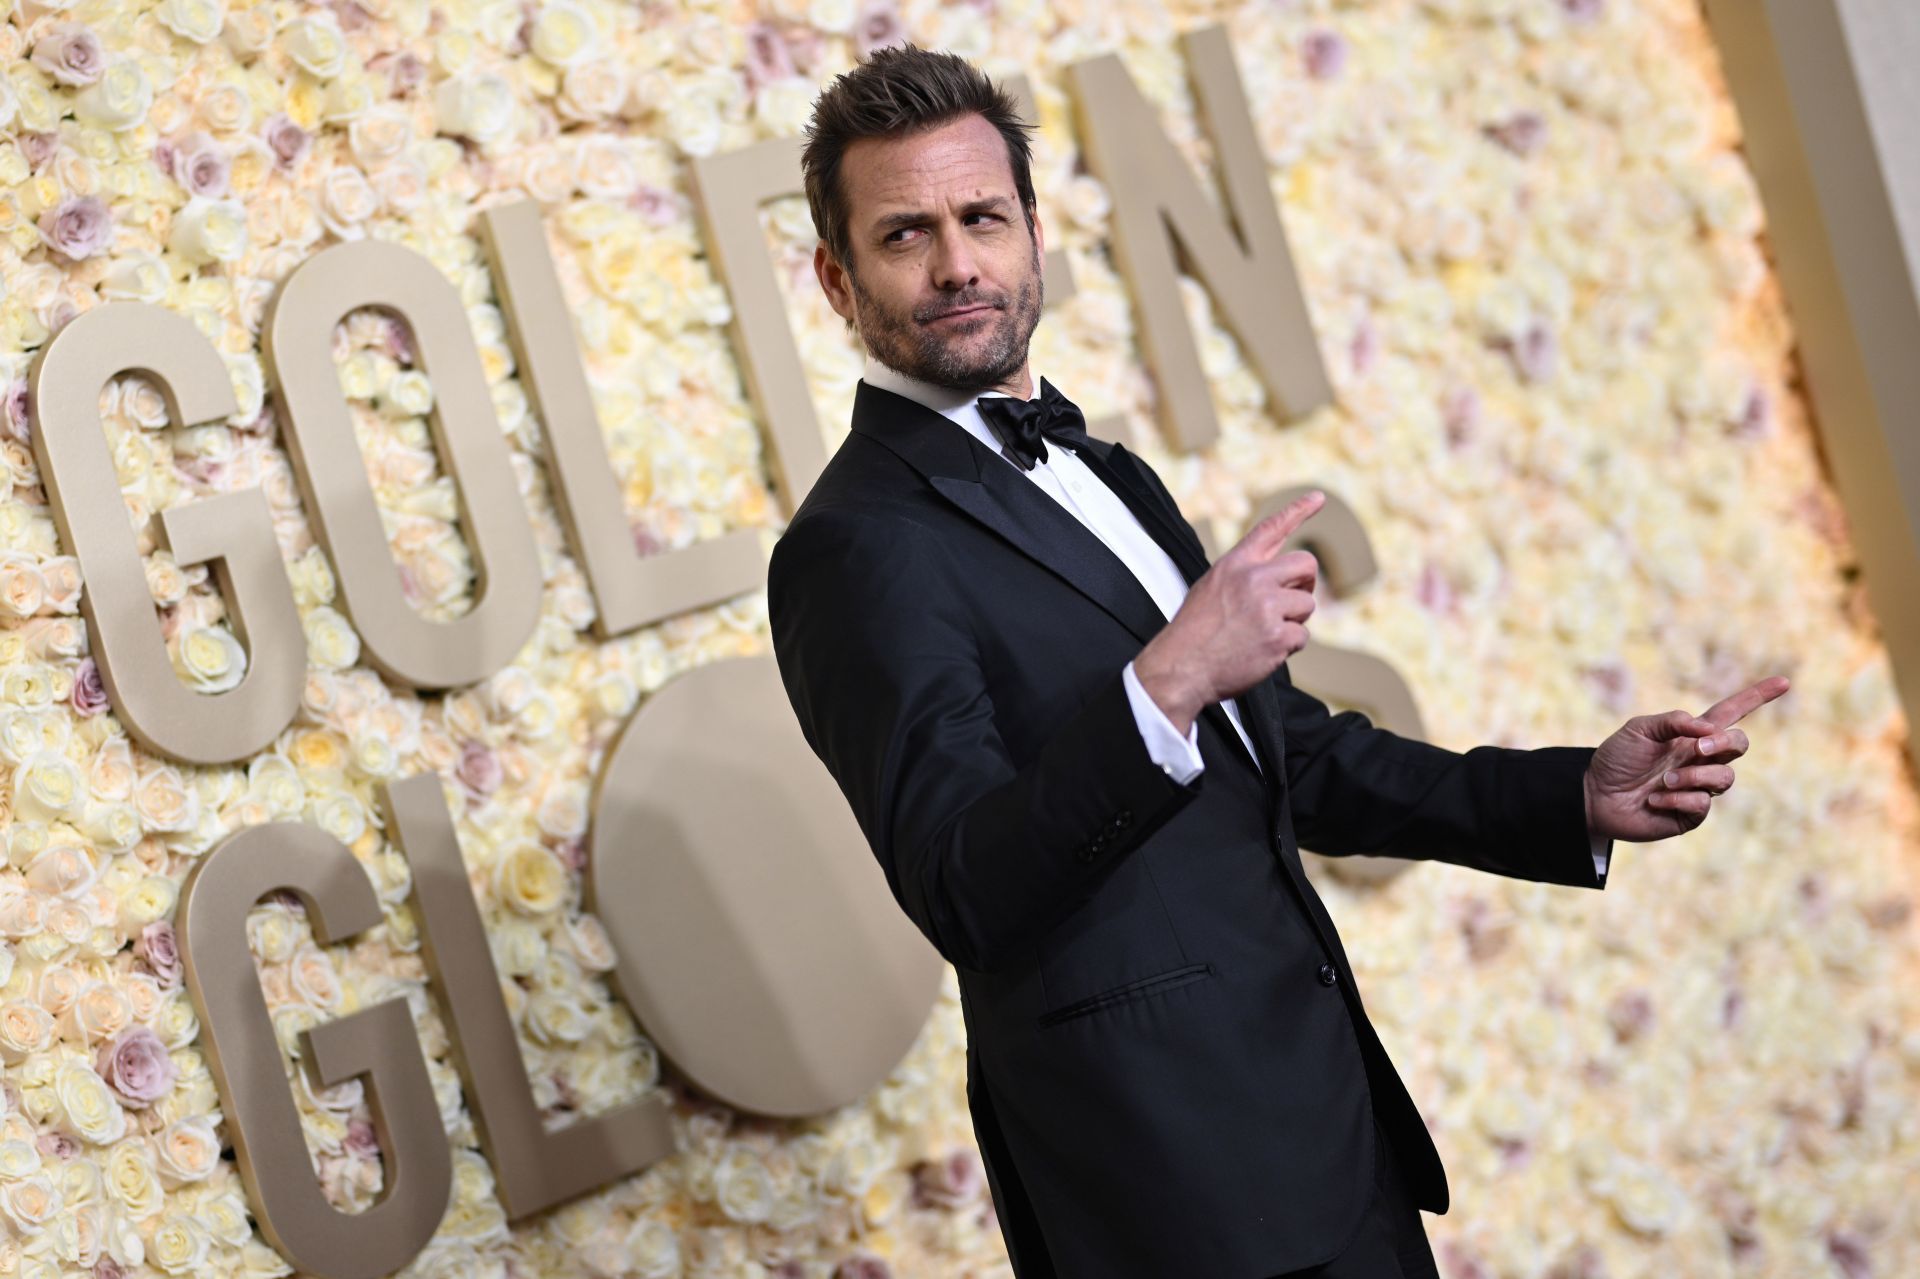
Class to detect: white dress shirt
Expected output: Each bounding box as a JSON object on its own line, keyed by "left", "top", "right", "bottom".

{"left": 863, "top": 358, "right": 1610, "bottom": 880}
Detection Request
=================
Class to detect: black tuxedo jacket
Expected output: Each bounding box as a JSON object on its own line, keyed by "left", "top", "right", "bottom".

{"left": 767, "top": 382, "right": 1608, "bottom": 1278}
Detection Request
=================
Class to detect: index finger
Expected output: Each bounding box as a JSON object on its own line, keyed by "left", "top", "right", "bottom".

{"left": 1700, "top": 675, "right": 1790, "bottom": 729}
{"left": 1236, "top": 490, "right": 1325, "bottom": 562}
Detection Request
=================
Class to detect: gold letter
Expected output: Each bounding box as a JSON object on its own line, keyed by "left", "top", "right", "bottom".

{"left": 587, "top": 654, "right": 943, "bottom": 1116}
{"left": 381, "top": 773, "right": 676, "bottom": 1220}
{"left": 687, "top": 137, "right": 825, "bottom": 516}
{"left": 1068, "top": 26, "right": 1332, "bottom": 451}
{"left": 179, "top": 824, "right": 451, "bottom": 1279}
{"left": 27, "top": 304, "right": 304, "bottom": 765}
{"left": 478, "top": 201, "right": 764, "bottom": 637}
{"left": 263, "top": 241, "right": 542, "bottom": 689}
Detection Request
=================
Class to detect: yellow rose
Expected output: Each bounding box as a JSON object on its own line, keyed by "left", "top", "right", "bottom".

{"left": 118, "top": 875, "right": 177, "bottom": 929}
{"left": 289, "top": 728, "right": 347, "bottom": 773}
{"left": 494, "top": 844, "right": 568, "bottom": 915}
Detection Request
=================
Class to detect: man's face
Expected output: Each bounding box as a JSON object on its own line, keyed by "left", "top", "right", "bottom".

{"left": 814, "top": 112, "right": 1045, "bottom": 396}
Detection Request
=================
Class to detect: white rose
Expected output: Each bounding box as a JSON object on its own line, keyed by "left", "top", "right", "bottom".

{"left": 381, "top": 368, "right": 435, "bottom": 417}
{"left": 169, "top": 197, "right": 248, "bottom": 264}
{"left": 809, "top": 0, "right": 856, "bottom": 33}
{"left": 531, "top": 1, "right": 598, "bottom": 67}
{"left": 156, "top": 0, "right": 226, "bottom": 43}
{"left": 55, "top": 1064, "right": 126, "bottom": 1145}
{"left": 281, "top": 14, "right": 348, "bottom": 79}
{"left": 74, "top": 61, "right": 152, "bottom": 131}
{"left": 623, "top": 1219, "right": 680, "bottom": 1279}
{"left": 171, "top": 624, "right": 245, "bottom": 693}
{"left": 302, "top": 606, "right": 360, "bottom": 671}
{"left": 99, "top": 252, "right": 169, "bottom": 303}
{"left": 664, "top": 95, "right": 722, "bottom": 157}
{"left": 524, "top": 989, "right": 592, "bottom": 1044}
{"left": 348, "top": 106, "right": 411, "bottom": 167}
{"left": 13, "top": 752, "right": 81, "bottom": 821}
{"left": 149, "top": 1214, "right": 209, "bottom": 1274}
{"left": 435, "top": 73, "right": 517, "bottom": 146}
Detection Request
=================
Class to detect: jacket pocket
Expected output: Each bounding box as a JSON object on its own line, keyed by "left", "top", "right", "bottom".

{"left": 1036, "top": 962, "right": 1214, "bottom": 1029}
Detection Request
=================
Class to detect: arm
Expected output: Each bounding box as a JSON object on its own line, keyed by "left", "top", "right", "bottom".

{"left": 1268, "top": 662, "right": 1608, "bottom": 890}
{"left": 1115, "top": 448, "right": 1608, "bottom": 890}
{"left": 767, "top": 508, "right": 1204, "bottom": 975}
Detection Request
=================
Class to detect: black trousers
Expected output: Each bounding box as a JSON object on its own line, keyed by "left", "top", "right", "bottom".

{"left": 1269, "top": 1120, "right": 1441, "bottom": 1279}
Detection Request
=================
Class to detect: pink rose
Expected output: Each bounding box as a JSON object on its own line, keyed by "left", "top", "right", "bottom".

{"left": 1302, "top": 30, "right": 1348, "bottom": 81}
{"left": 71, "top": 656, "right": 109, "bottom": 717}
{"left": 455, "top": 740, "right": 503, "bottom": 797}
{"left": 94, "top": 1260, "right": 127, "bottom": 1279}
{"left": 1563, "top": 0, "right": 1605, "bottom": 21}
{"left": 744, "top": 22, "right": 795, "bottom": 89}
{"left": 36, "top": 1131, "right": 76, "bottom": 1160}
{"left": 833, "top": 1257, "right": 891, "bottom": 1279}
{"left": 18, "top": 131, "right": 56, "bottom": 170}
{"left": 31, "top": 23, "right": 105, "bottom": 87}
{"left": 96, "top": 1027, "right": 176, "bottom": 1106}
{"left": 911, "top": 1149, "right": 984, "bottom": 1209}
{"left": 1485, "top": 111, "right": 1548, "bottom": 158}
{"left": 854, "top": 2, "right": 906, "bottom": 59}
{"left": 135, "top": 921, "right": 182, "bottom": 988}
{"left": 5, "top": 379, "right": 31, "bottom": 444}
{"left": 344, "top": 1116, "right": 380, "bottom": 1158}
{"left": 37, "top": 195, "right": 113, "bottom": 261}
{"left": 177, "top": 135, "right": 231, "bottom": 198}
{"left": 264, "top": 114, "right": 312, "bottom": 170}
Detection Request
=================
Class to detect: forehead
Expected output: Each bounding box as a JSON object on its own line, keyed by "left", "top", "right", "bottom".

{"left": 839, "top": 113, "right": 1018, "bottom": 224}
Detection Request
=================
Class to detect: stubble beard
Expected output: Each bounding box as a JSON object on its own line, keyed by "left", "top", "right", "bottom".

{"left": 849, "top": 246, "right": 1045, "bottom": 395}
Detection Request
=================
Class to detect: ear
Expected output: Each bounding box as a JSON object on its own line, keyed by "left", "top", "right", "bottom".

{"left": 813, "top": 243, "right": 857, "bottom": 326}
{"left": 1030, "top": 201, "right": 1045, "bottom": 259}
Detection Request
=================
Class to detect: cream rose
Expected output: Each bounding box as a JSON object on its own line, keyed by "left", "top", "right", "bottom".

{"left": 282, "top": 14, "right": 348, "bottom": 79}
{"left": 103, "top": 1139, "right": 162, "bottom": 1218}
{"left": 156, "top": 0, "right": 226, "bottom": 43}
{"left": 149, "top": 1213, "right": 209, "bottom": 1274}
{"left": 316, "top": 166, "right": 379, "bottom": 239}
{"left": 73, "top": 61, "right": 152, "bottom": 131}
{"left": 54, "top": 1063, "right": 126, "bottom": 1145}
{"left": 154, "top": 1116, "right": 219, "bottom": 1183}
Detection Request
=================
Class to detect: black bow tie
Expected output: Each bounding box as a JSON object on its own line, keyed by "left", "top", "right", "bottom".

{"left": 976, "top": 379, "right": 1086, "bottom": 471}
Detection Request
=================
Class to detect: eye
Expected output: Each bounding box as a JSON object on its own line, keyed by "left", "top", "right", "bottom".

{"left": 883, "top": 225, "right": 923, "bottom": 245}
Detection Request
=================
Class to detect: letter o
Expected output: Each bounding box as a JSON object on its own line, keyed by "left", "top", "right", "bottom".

{"left": 587, "top": 653, "right": 945, "bottom": 1116}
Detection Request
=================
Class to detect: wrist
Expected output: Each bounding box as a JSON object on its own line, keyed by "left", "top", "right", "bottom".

{"left": 1133, "top": 641, "right": 1206, "bottom": 737}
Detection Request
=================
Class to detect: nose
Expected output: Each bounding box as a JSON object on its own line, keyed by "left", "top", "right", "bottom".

{"left": 928, "top": 225, "right": 980, "bottom": 292}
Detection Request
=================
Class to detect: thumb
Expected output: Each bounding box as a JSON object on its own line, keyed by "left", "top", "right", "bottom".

{"left": 1642, "top": 708, "right": 1715, "bottom": 742}
{"left": 1235, "top": 490, "right": 1325, "bottom": 563}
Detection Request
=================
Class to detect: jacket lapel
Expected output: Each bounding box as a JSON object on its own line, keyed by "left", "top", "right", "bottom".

{"left": 850, "top": 383, "right": 1169, "bottom": 649}
{"left": 849, "top": 381, "right": 1281, "bottom": 789}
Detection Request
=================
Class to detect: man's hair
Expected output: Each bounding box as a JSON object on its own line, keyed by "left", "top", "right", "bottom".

{"left": 801, "top": 45, "right": 1037, "bottom": 271}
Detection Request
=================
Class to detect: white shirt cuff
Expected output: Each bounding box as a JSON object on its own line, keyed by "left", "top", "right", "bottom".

{"left": 1591, "top": 830, "right": 1611, "bottom": 882}
{"left": 1123, "top": 660, "right": 1204, "bottom": 784}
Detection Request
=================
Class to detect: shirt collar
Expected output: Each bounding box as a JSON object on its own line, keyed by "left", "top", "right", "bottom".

{"left": 861, "top": 357, "right": 1053, "bottom": 467}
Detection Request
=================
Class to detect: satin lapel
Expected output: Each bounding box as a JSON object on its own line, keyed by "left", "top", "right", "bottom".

{"left": 1064, "top": 431, "right": 1281, "bottom": 787}
{"left": 850, "top": 383, "right": 1170, "bottom": 649}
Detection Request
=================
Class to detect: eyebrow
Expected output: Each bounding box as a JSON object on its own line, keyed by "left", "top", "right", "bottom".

{"left": 871, "top": 196, "right": 1016, "bottom": 236}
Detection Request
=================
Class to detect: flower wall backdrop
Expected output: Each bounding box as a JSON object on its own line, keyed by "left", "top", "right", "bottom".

{"left": 0, "top": 0, "right": 1912, "bottom": 1276}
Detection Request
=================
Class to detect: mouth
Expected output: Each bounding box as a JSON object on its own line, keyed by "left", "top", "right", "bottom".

{"left": 923, "top": 304, "right": 998, "bottom": 326}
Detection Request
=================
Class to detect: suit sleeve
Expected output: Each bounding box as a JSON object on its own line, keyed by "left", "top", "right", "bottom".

{"left": 1115, "top": 444, "right": 1607, "bottom": 892}
{"left": 1269, "top": 663, "right": 1608, "bottom": 891}
{"left": 768, "top": 508, "right": 1205, "bottom": 974}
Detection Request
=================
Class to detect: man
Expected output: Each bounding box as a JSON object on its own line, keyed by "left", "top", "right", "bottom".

{"left": 766, "top": 45, "right": 1787, "bottom": 1279}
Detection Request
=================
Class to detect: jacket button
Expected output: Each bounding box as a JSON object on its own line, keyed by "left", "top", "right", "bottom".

{"left": 1317, "top": 963, "right": 1337, "bottom": 987}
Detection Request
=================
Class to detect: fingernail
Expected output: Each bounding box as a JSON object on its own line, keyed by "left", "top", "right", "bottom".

{"left": 1698, "top": 738, "right": 1715, "bottom": 754}
{"left": 1664, "top": 771, "right": 1679, "bottom": 787}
